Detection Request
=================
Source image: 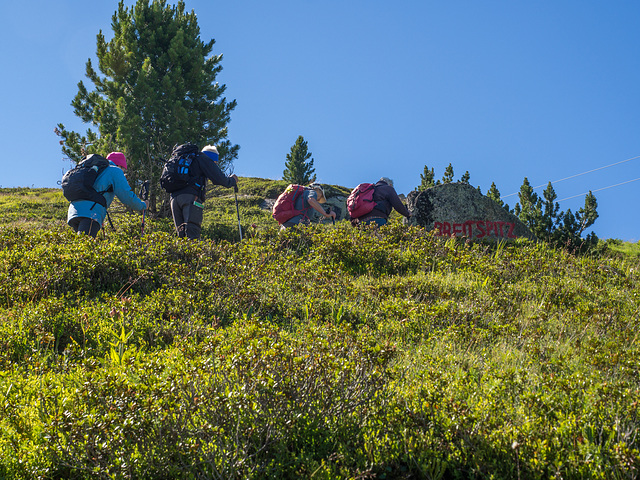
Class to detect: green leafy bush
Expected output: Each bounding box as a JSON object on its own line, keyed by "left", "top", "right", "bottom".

{"left": 1, "top": 186, "right": 640, "bottom": 479}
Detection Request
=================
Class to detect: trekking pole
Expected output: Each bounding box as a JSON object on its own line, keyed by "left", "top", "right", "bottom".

{"left": 139, "top": 180, "right": 150, "bottom": 237}
{"left": 323, "top": 206, "right": 335, "bottom": 225}
{"left": 234, "top": 185, "right": 243, "bottom": 241}
{"left": 106, "top": 211, "right": 115, "bottom": 231}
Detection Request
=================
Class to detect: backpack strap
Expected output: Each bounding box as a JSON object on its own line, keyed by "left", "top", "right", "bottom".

{"left": 89, "top": 184, "right": 114, "bottom": 210}
{"left": 298, "top": 187, "right": 314, "bottom": 220}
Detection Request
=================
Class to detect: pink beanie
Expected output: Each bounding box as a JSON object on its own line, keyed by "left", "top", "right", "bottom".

{"left": 107, "top": 152, "right": 128, "bottom": 170}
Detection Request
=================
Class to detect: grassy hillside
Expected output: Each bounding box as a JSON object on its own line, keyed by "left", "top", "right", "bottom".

{"left": 1, "top": 184, "right": 639, "bottom": 479}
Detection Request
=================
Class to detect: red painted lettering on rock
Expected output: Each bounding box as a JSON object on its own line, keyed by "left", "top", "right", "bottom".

{"left": 432, "top": 220, "right": 518, "bottom": 239}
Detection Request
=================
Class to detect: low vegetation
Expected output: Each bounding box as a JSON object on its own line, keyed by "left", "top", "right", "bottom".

{"left": 0, "top": 182, "right": 639, "bottom": 479}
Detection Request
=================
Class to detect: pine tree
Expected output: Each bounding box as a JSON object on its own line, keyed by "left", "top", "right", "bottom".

{"left": 442, "top": 163, "right": 455, "bottom": 184}
{"left": 515, "top": 177, "right": 544, "bottom": 235}
{"left": 417, "top": 166, "right": 435, "bottom": 191}
{"left": 576, "top": 191, "right": 598, "bottom": 236}
{"left": 56, "top": 0, "right": 238, "bottom": 212}
{"left": 512, "top": 178, "right": 599, "bottom": 252}
{"left": 555, "top": 190, "right": 599, "bottom": 252}
{"left": 487, "top": 182, "right": 503, "bottom": 206}
{"left": 460, "top": 171, "right": 471, "bottom": 183}
{"left": 539, "top": 182, "right": 561, "bottom": 241}
{"left": 283, "top": 136, "right": 316, "bottom": 185}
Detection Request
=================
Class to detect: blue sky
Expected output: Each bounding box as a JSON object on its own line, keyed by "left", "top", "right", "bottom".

{"left": 1, "top": 1, "right": 639, "bottom": 241}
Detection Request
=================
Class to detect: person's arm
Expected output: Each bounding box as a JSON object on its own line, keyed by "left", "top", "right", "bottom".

{"left": 308, "top": 197, "right": 336, "bottom": 220}
{"left": 199, "top": 154, "right": 237, "bottom": 188}
{"left": 112, "top": 168, "right": 146, "bottom": 211}
{"left": 388, "top": 189, "right": 411, "bottom": 218}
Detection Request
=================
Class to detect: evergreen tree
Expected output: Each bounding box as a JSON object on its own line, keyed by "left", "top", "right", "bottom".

{"left": 576, "top": 191, "right": 599, "bottom": 236}
{"left": 487, "top": 182, "right": 503, "bottom": 206}
{"left": 417, "top": 166, "right": 435, "bottom": 191}
{"left": 487, "top": 181, "right": 512, "bottom": 213}
{"left": 442, "top": 163, "right": 455, "bottom": 184}
{"left": 515, "top": 177, "right": 544, "bottom": 236}
{"left": 56, "top": 0, "right": 238, "bottom": 212}
{"left": 282, "top": 136, "right": 316, "bottom": 185}
{"left": 512, "top": 177, "right": 599, "bottom": 252}
{"left": 460, "top": 171, "right": 471, "bottom": 183}
{"left": 539, "top": 182, "right": 562, "bottom": 241}
{"left": 555, "top": 190, "right": 599, "bottom": 253}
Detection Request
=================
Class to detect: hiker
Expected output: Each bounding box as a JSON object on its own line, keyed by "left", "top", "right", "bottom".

{"left": 276, "top": 183, "right": 337, "bottom": 229}
{"left": 166, "top": 144, "right": 238, "bottom": 239}
{"left": 66, "top": 152, "right": 148, "bottom": 238}
{"left": 351, "top": 177, "right": 411, "bottom": 227}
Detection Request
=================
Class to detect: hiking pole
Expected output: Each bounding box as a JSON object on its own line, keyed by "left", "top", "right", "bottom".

{"left": 106, "top": 211, "right": 115, "bottom": 231}
{"left": 323, "top": 206, "right": 335, "bottom": 225}
{"left": 234, "top": 185, "right": 243, "bottom": 241}
{"left": 139, "top": 180, "right": 150, "bottom": 237}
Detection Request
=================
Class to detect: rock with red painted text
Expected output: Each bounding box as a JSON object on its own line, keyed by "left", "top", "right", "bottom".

{"left": 406, "top": 182, "right": 536, "bottom": 242}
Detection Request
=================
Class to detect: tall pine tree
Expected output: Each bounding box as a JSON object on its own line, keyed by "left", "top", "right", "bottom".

{"left": 282, "top": 136, "right": 316, "bottom": 185}
{"left": 56, "top": 0, "right": 238, "bottom": 212}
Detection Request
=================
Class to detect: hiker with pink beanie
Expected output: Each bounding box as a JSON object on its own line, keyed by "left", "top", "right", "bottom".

{"left": 65, "top": 152, "right": 147, "bottom": 237}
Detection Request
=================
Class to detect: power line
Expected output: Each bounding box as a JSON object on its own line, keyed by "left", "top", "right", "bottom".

{"left": 557, "top": 177, "right": 640, "bottom": 202}
{"left": 502, "top": 154, "right": 640, "bottom": 199}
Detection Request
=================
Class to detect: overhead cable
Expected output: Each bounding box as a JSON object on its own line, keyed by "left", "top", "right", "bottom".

{"left": 557, "top": 177, "right": 640, "bottom": 202}
{"left": 502, "top": 154, "right": 640, "bottom": 199}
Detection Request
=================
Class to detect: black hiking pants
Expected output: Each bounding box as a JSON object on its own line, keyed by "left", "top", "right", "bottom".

{"left": 170, "top": 193, "right": 204, "bottom": 239}
{"left": 69, "top": 217, "right": 101, "bottom": 238}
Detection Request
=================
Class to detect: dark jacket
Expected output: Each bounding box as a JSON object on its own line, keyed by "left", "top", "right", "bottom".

{"left": 359, "top": 181, "right": 411, "bottom": 221}
{"left": 170, "top": 152, "right": 236, "bottom": 201}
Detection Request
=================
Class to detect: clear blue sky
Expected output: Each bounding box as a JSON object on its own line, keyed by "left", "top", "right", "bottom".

{"left": 1, "top": 1, "right": 639, "bottom": 241}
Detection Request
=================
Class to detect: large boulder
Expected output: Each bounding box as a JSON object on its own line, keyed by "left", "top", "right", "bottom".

{"left": 406, "top": 183, "right": 536, "bottom": 241}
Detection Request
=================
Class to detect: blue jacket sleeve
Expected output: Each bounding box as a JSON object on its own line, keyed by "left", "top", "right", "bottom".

{"left": 110, "top": 168, "right": 146, "bottom": 211}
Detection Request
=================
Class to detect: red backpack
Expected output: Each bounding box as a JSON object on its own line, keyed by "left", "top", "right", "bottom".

{"left": 347, "top": 183, "right": 376, "bottom": 219}
{"left": 272, "top": 184, "right": 306, "bottom": 224}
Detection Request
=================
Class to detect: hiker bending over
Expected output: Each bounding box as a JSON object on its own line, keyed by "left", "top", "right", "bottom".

{"left": 66, "top": 152, "right": 148, "bottom": 238}
{"left": 165, "top": 144, "right": 238, "bottom": 239}
{"left": 353, "top": 177, "right": 410, "bottom": 227}
{"left": 275, "top": 183, "right": 336, "bottom": 229}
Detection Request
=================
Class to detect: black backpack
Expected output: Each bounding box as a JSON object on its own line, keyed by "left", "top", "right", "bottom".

{"left": 61, "top": 154, "right": 111, "bottom": 208}
{"left": 160, "top": 143, "right": 200, "bottom": 193}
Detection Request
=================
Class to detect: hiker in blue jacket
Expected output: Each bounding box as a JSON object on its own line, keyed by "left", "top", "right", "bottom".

{"left": 66, "top": 152, "right": 148, "bottom": 237}
{"left": 354, "top": 177, "right": 411, "bottom": 227}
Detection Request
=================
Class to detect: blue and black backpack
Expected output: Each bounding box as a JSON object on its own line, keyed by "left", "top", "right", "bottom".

{"left": 160, "top": 143, "right": 200, "bottom": 193}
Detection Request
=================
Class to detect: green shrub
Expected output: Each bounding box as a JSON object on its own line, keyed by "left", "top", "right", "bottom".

{"left": 1, "top": 187, "right": 640, "bottom": 478}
